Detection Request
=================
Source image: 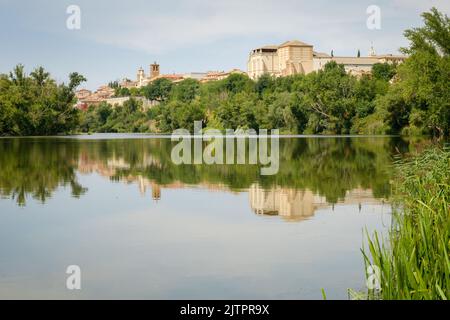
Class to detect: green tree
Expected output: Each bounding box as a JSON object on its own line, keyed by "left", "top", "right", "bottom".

{"left": 372, "top": 63, "right": 397, "bottom": 81}
{"left": 299, "top": 62, "right": 358, "bottom": 134}
{"left": 115, "top": 87, "right": 131, "bottom": 97}
{"left": 401, "top": 7, "right": 450, "bottom": 56}
{"left": 30, "top": 66, "right": 51, "bottom": 87}
{"left": 172, "top": 78, "right": 200, "bottom": 102}
{"left": 222, "top": 73, "right": 254, "bottom": 95}
{"left": 255, "top": 73, "right": 275, "bottom": 96}
{"left": 143, "top": 78, "right": 173, "bottom": 102}
{"left": 216, "top": 92, "right": 258, "bottom": 129}
{"left": 379, "top": 8, "right": 450, "bottom": 136}
{"left": 159, "top": 100, "right": 205, "bottom": 132}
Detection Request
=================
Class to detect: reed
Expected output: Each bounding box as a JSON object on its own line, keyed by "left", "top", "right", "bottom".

{"left": 363, "top": 147, "right": 450, "bottom": 300}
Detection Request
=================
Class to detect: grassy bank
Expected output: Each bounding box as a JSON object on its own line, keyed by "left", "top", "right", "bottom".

{"left": 363, "top": 147, "right": 450, "bottom": 299}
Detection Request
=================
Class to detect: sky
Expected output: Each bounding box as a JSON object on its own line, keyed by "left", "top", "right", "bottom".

{"left": 0, "top": 0, "right": 449, "bottom": 90}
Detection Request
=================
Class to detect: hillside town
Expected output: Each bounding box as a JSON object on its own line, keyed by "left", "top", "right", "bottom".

{"left": 75, "top": 40, "right": 406, "bottom": 109}
{"left": 75, "top": 63, "right": 246, "bottom": 109}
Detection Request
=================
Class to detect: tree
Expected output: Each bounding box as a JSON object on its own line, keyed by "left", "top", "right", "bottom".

{"left": 68, "top": 72, "right": 87, "bottom": 91}
{"left": 401, "top": 7, "right": 450, "bottom": 56}
{"left": 159, "top": 100, "right": 205, "bottom": 132}
{"left": 357, "top": 49, "right": 361, "bottom": 58}
{"left": 299, "top": 61, "right": 358, "bottom": 134}
{"left": 143, "top": 78, "right": 173, "bottom": 102}
{"left": 255, "top": 73, "right": 275, "bottom": 96}
{"left": 379, "top": 7, "right": 450, "bottom": 136}
{"left": 216, "top": 92, "right": 258, "bottom": 129}
{"left": 266, "top": 92, "right": 298, "bottom": 132}
{"left": 9, "top": 64, "right": 27, "bottom": 86}
{"left": 222, "top": 73, "right": 253, "bottom": 95}
{"left": 376, "top": 86, "right": 411, "bottom": 134}
{"left": 372, "top": 63, "right": 397, "bottom": 81}
{"left": 30, "top": 66, "right": 50, "bottom": 87}
{"left": 108, "top": 81, "right": 119, "bottom": 89}
{"left": 172, "top": 78, "right": 200, "bottom": 102}
{"left": 97, "top": 102, "right": 113, "bottom": 124}
{"left": 115, "top": 87, "right": 130, "bottom": 97}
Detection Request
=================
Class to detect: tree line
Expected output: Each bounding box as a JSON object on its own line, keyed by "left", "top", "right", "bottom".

{"left": 1, "top": 8, "right": 448, "bottom": 136}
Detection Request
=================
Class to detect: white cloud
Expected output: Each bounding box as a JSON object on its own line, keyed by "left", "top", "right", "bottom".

{"left": 79, "top": 0, "right": 371, "bottom": 54}
{"left": 5, "top": 0, "right": 447, "bottom": 56}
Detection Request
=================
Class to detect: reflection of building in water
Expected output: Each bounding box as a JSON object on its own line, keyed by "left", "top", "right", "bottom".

{"left": 249, "top": 183, "right": 385, "bottom": 222}
{"left": 77, "top": 152, "right": 163, "bottom": 200}
{"left": 249, "top": 184, "right": 328, "bottom": 221}
{"left": 138, "top": 176, "right": 161, "bottom": 201}
{"left": 136, "top": 175, "right": 233, "bottom": 201}
{"left": 152, "top": 184, "right": 161, "bottom": 200}
{"left": 76, "top": 154, "right": 386, "bottom": 220}
{"left": 78, "top": 153, "right": 160, "bottom": 175}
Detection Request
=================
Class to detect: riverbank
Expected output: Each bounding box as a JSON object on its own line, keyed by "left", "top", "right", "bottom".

{"left": 364, "top": 146, "right": 450, "bottom": 299}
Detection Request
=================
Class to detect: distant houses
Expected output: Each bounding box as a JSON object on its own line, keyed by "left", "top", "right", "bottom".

{"left": 75, "top": 39, "right": 407, "bottom": 109}
{"left": 75, "top": 62, "right": 246, "bottom": 109}
{"left": 75, "top": 85, "right": 115, "bottom": 109}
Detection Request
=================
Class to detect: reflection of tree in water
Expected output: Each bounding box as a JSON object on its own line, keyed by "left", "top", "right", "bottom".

{"left": 0, "top": 136, "right": 427, "bottom": 207}
{"left": 0, "top": 139, "right": 86, "bottom": 206}
{"left": 92, "top": 137, "right": 416, "bottom": 203}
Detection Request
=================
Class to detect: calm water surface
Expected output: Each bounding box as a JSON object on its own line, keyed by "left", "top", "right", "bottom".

{"left": 0, "top": 135, "right": 426, "bottom": 299}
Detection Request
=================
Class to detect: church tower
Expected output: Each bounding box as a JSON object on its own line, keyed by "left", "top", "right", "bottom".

{"left": 150, "top": 62, "right": 160, "bottom": 79}
{"left": 137, "top": 67, "right": 145, "bottom": 86}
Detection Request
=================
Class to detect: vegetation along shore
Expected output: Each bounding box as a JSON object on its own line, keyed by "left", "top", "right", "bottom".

{"left": 362, "top": 146, "right": 449, "bottom": 300}
{"left": 0, "top": 8, "right": 448, "bottom": 137}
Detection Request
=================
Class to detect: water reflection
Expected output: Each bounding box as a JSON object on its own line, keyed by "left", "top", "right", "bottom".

{"left": 249, "top": 184, "right": 384, "bottom": 221}
{"left": 0, "top": 135, "right": 433, "bottom": 299}
{"left": 0, "top": 138, "right": 86, "bottom": 206}
{"left": 0, "top": 136, "right": 428, "bottom": 218}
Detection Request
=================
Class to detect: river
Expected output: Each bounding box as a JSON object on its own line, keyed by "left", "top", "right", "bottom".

{"left": 0, "top": 135, "right": 427, "bottom": 299}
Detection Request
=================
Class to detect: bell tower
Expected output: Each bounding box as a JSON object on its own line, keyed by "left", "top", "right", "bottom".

{"left": 137, "top": 67, "right": 145, "bottom": 86}
{"left": 150, "top": 62, "right": 160, "bottom": 79}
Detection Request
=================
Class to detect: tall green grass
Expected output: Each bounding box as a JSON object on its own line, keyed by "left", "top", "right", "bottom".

{"left": 363, "top": 147, "right": 450, "bottom": 300}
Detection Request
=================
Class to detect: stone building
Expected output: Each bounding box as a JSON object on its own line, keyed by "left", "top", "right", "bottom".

{"left": 247, "top": 40, "right": 407, "bottom": 79}
{"left": 200, "top": 69, "right": 247, "bottom": 82}
{"left": 137, "top": 67, "right": 146, "bottom": 87}
{"left": 75, "top": 85, "right": 115, "bottom": 106}
{"left": 75, "top": 89, "right": 92, "bottom": 100}
{"left": 150, "top": 62, "right": 160, "bottom": 79}
{"left": 247, "top": 40, "right": 314, "bottom": 79}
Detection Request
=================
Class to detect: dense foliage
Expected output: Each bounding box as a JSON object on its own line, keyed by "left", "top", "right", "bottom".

{"left": 374, "top": 8, "right": 450, "bottom": 136}
{"left": 0, "top": 65, "right": 85, "bottom": 135}
{"left": 79, "top": 98, "right": 152, "bottom": 133}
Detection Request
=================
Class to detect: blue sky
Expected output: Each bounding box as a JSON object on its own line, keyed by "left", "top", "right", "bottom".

{"left": 0, "top": 0, "right": 449, "bottom": 90}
